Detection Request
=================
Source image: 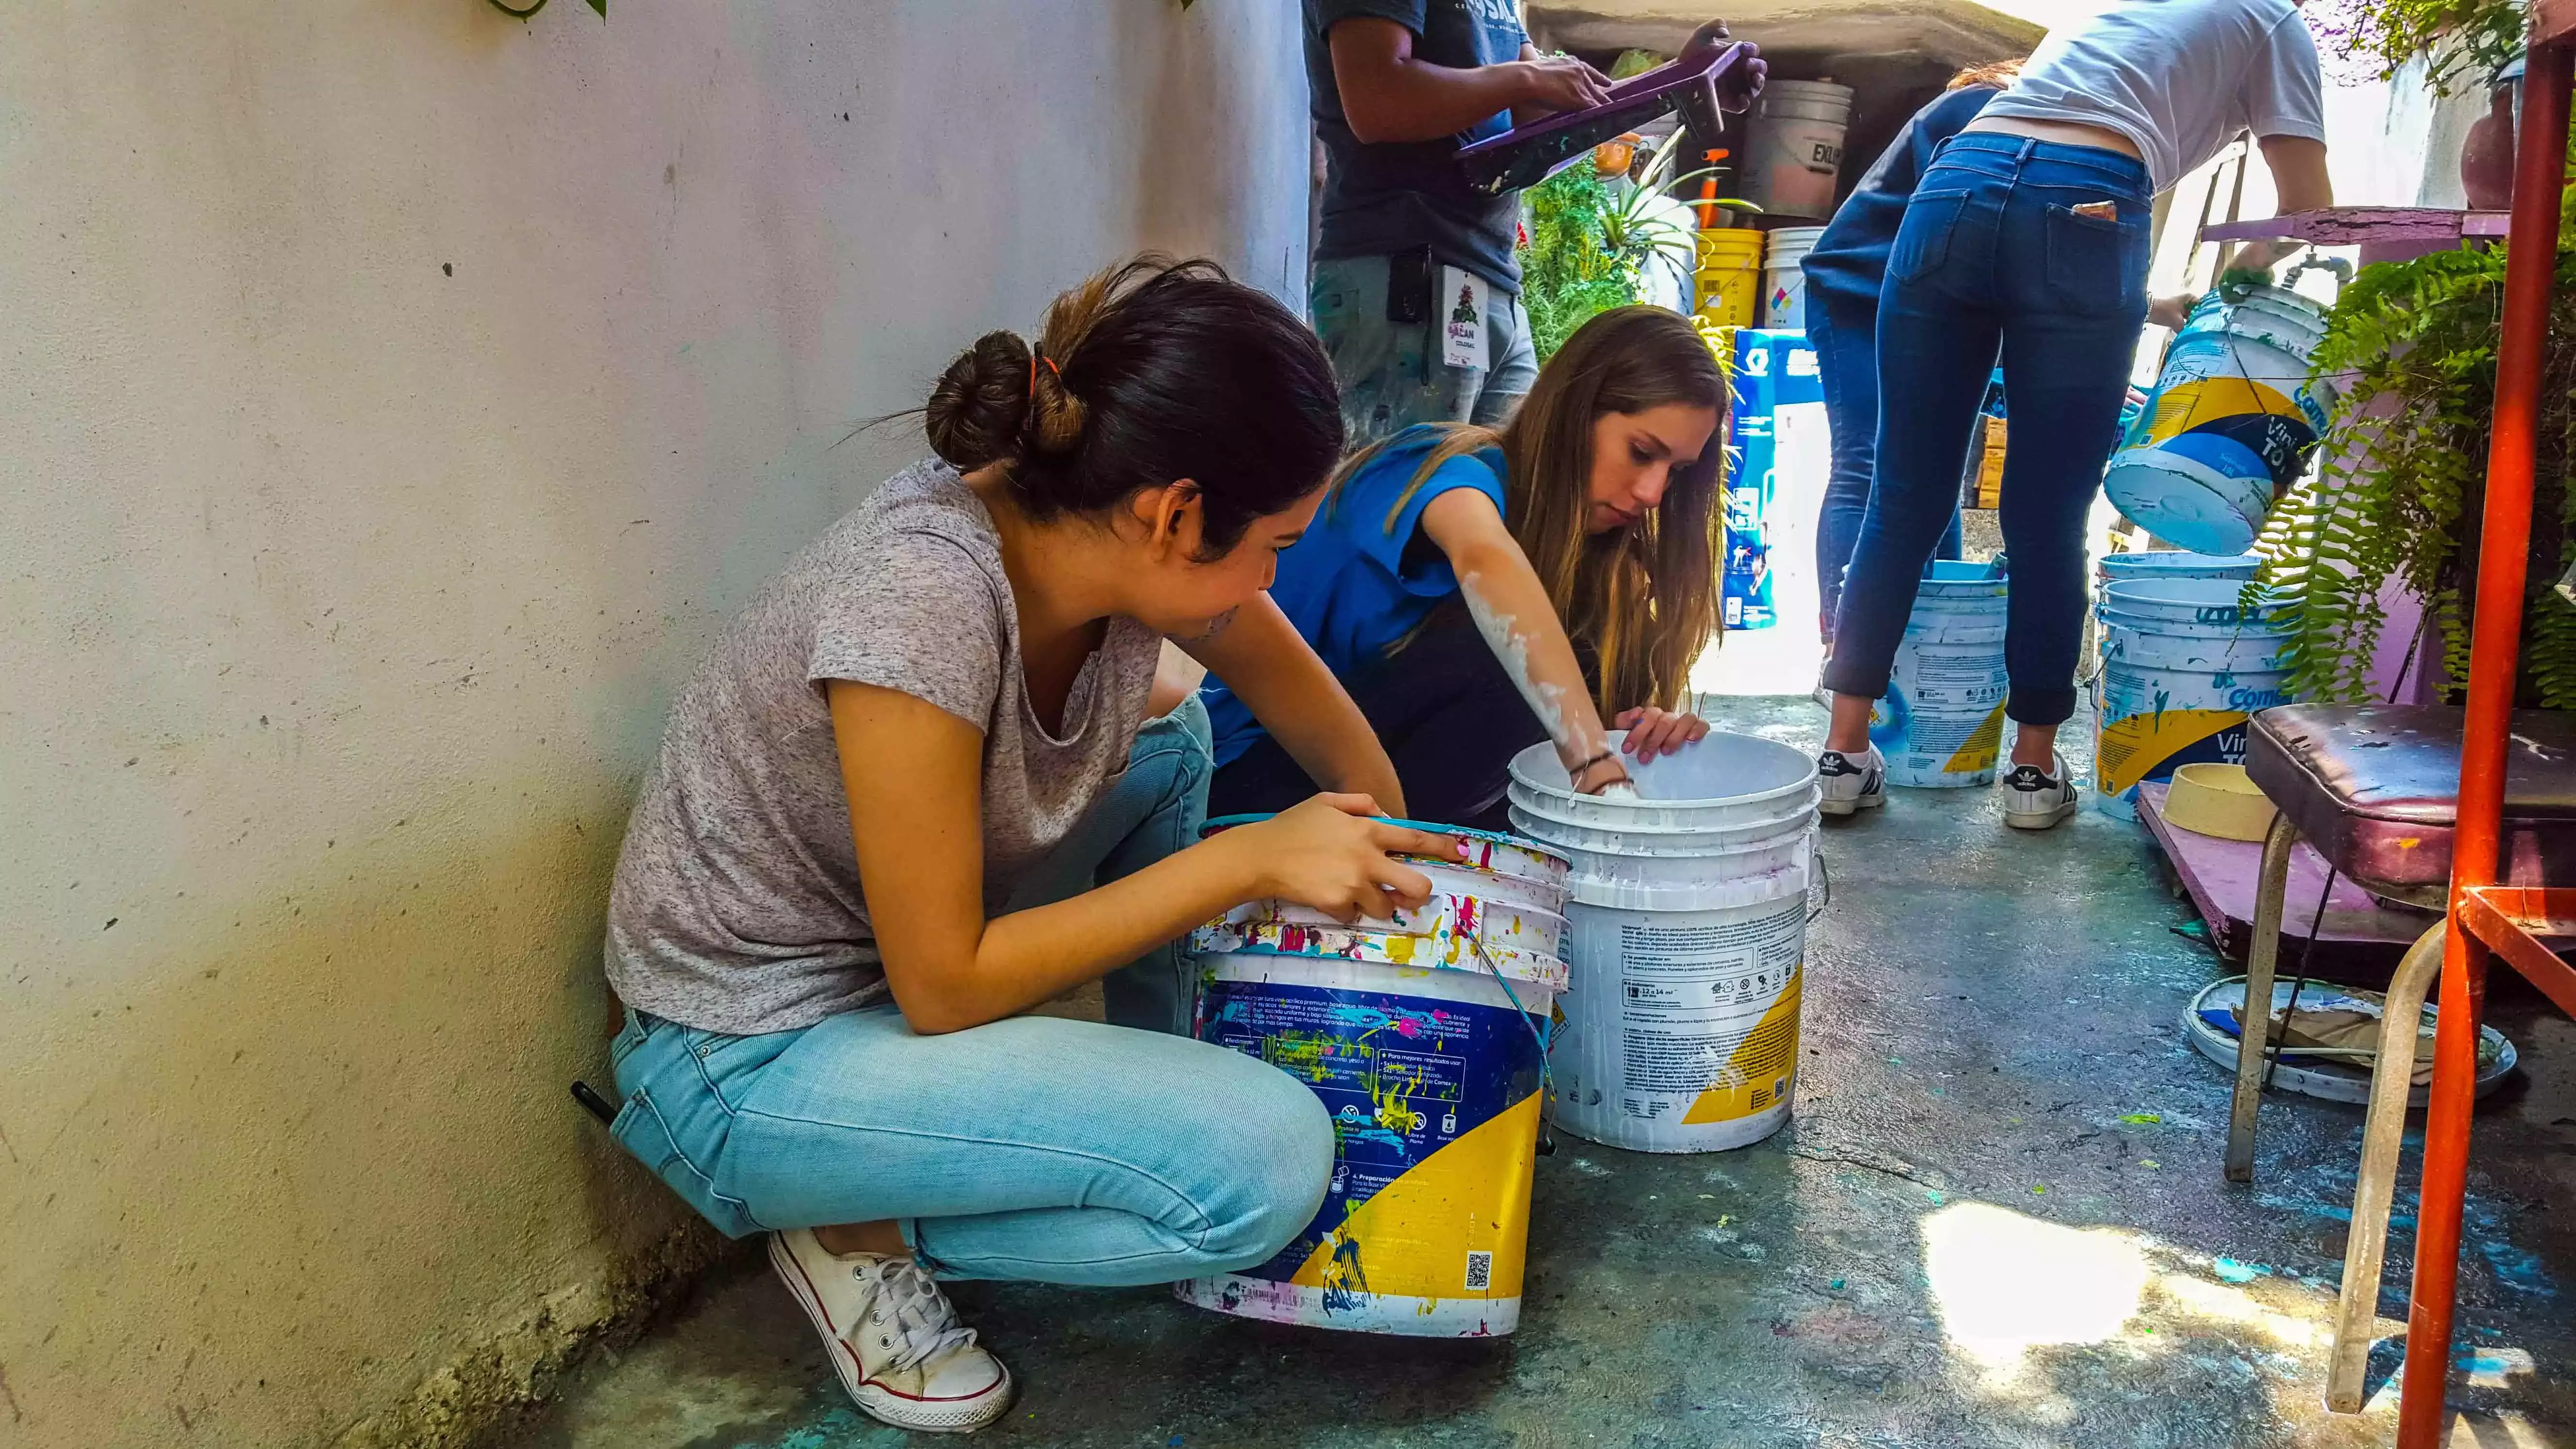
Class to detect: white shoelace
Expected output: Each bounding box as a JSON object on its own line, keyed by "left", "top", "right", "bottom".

{"left": 867, "top": 1256, "right": 981, "bottom": 1371}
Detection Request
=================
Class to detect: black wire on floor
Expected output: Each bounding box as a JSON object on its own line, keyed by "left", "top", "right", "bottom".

{"left": 2261, "top": 863, "right": 2342, "bottom": 1090}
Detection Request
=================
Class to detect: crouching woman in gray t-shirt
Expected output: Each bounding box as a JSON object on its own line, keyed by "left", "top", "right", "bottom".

{"left": 598, "top": 258, "right": 1453, "bottom": 1433}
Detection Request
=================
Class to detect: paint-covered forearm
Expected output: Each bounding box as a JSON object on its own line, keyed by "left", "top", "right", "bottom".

{"left": 1451, "top": 545, "right": 1626, "bottom": 794}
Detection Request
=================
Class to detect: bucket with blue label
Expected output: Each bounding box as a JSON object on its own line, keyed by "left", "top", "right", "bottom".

{"left": 1175, "top": 819, "right": 1570, "bottom": 1336}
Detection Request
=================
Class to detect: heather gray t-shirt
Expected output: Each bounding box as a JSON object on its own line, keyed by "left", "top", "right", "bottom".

{"left": 603, "top": 459, "right": 1165, "bottom": 1035}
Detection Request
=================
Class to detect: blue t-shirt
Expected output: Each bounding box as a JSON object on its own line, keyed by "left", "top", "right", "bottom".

{"left": 1801, "top": 85, "right": 2001, "bottom": 317}
{"left": 1306, "top": 0, "right": 1531, "bottom": 295}
{"left": 1204, "top": 428, "right": 1510, "bottom": 766}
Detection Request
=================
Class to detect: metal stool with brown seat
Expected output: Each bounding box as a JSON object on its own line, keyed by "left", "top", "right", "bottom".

{"left": 2225, "top": 702, "right": 2576, "bottom": 1408}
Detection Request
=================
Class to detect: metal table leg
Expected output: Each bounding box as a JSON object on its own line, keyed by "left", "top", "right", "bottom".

{"left": 2325, "top": 919, "right": 2448, "bottom": 1412}
{"left": 2225, "top": 813, "right": 2300, "bottom": 1183}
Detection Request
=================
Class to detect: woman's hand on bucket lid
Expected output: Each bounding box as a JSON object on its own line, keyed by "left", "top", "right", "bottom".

{"left": 1233, "top": 794, "right": 1463, "bottom": 925}
{"left": 1616, "top": 706, "right": 1711, "bottom": 761}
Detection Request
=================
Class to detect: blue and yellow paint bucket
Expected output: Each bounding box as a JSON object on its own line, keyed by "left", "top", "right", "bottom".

{"left": 2105, "top": 287, "right": 2330, "bottom": 554}
{"left": 1177, "top": 821, "right": 1569, "bottom": 1336}
{"left": 2092, "top": 578, "right": 2294, "bottom": 820}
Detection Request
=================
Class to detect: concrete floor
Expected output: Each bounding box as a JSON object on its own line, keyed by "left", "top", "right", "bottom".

{"left": 512, "top": 697, "right": 2576, "bottom": 1449}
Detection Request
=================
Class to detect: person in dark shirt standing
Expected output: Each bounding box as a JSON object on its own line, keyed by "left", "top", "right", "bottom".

{"left": 1799, "top": 61, "right": 2018, "bottom": 649}
{"left": 1307, "top": 5, "right": 1754, "bottom": 447}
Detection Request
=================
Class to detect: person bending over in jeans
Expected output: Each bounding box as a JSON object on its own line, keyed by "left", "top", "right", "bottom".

{"left": 1814, "top": 0, "right": 2329, "bottom": 829}
{"left": 1207, "top": 305, "right": 1725, "bottom": 829}
{"left": 1801, "top": 60, "right": 2022, "bottom": 650}
{"left": 599, "top": 258, "right": 1467, "bottom": 1433}
{"left": 1306, "top": 4, "right": 1761, "bottom": 447}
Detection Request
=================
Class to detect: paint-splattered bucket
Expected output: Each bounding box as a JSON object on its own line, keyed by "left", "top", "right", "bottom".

{"left": 1872, "top": 561, "right": 2010, "bottom": 788}
{"left": 2105, "top": 288, "right": 2330, "bottom": 553}
{"left": 1177, "top": 821, "right": 1568, "bottom": 1336}
{"left": 1506, "top": 733, "right": 1819, "bottom": 1153}
{"left": 2092, "top": 578, "right": 2294, "bottom": 820}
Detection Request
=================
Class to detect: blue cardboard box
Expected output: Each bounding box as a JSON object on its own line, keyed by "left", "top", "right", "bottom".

{"left": 1724, "top": 329, "right": 1822, "bottom": 631}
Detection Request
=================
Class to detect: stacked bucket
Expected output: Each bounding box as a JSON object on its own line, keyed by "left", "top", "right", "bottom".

{"left": 1758, "top": 225, "right": 1826, "bottom": 328}
{"left": 2091, "top": 560, "right": 2288, "bottom": 820}
{"left": 1874, "top": 561, "right": 2012, "bottom": 788}
{"left": 1506, "top": 734, "right": 1821, "bottom": 1154}
{"left": 1694, "top": 227, "right": 1765, "bottom": 330}
{"left": 1179, "top": 821, "right": 1570, "bottom": 1337}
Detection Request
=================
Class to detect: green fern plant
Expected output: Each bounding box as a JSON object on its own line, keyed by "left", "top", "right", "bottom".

{"left": 2254, "top": 234, "right": 2576, "bottom": 707}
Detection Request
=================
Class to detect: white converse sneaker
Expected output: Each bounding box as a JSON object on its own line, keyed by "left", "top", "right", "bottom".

{"left": 1817, "top": 744, "right": 1887, "bottom": 815}
{"left": 2000, "top": 753, "right": 2080, "bottom": 830}
{"left": 769, "top": 1228, "right": 1014, "bottom": 1433}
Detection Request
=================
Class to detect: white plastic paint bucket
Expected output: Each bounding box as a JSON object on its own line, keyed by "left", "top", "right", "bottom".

{"left": 2106, "top": 288, "right": 2331, "bottom": 553}
{"left": 1759, "top": 225, "right": 1825, "bottom": 328}
{"left": 1743, "top": 81, "right": 1853, "bottom": 220}
{"left": 1506, "top": 733, "right": 1818, "bottom": 1153}
{"left": 1873, "top": 561, "right": 2010, "bottom": 788}
{"left": 2094, "top": 550, "right": 2262, "bottom": 608}
{"left": 2092, "top": 579, "right": 2294, "bottom": 820}
{"left": 1178, "top": 821, "right": 1567, "bottom": 1336}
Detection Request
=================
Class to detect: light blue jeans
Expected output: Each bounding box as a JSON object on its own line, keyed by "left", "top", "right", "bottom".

{"left": 1312, "top": 254, "right": 1540, "bottom": 451}
{"left": 605, "top": 697, "right": 1336, "bottom": 1284}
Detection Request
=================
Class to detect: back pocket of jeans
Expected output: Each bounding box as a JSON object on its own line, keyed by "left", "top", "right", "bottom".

{"left": 2044, "top": 203, "right": 2147, "bottom": 314}
{"left": 609, "top": 1087, "right": 767, "bottom": 1239}
{"left": 1887, "top": 191, "right": 1971, "bottom": 285}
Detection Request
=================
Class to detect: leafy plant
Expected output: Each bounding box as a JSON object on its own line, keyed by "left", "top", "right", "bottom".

{"left": 2253, "top": 232, "right": 2576, "bottom": 707}
{"left": 1520, "top": 140, "right": 1748, "bottom": 360}
{"left": 2303, "top": 0, "right": 2524, "bottom": 93}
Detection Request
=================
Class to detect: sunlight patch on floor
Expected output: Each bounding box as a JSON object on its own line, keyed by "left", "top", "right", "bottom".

{"left": 1921, "top": 1202, "right": 2152, "bottom": 1375}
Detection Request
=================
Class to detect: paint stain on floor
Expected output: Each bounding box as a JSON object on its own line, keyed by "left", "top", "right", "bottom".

{"left": 506, "top": 699, "right": 2576, "bottom": 1449}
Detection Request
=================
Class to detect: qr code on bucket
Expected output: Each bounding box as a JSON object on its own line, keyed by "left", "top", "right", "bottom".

{"left": 1464, "top": 1252, "right": 1492, "bottom": 1290}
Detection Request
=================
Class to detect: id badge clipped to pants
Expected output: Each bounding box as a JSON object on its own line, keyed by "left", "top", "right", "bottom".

{"left": 1438, "top": 264, "right": 1489, "bottom": 372}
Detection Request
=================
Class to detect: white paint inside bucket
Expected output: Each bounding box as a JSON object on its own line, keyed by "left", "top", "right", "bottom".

{"left": 1506, "top": 731, "right": 1818, "bottom": 1153}
{"left": 2092, "top": 578, "right": 2293, "bottom": 820}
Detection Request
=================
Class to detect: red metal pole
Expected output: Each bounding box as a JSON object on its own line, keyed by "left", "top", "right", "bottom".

{"left": 2395, "top": 39, "right": 2573, "bottom": 1448}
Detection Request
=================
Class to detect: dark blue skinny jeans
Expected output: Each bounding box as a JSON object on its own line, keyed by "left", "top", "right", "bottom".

{"left": 1821, "top": 135, "right": 2151, "bottom": 727}
{"left": 1808, "top": 292, "right": 1961, "bottom": 643}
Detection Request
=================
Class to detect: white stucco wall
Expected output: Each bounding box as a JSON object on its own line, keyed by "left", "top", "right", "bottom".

{"left": 0, "top": 3, "right": 1309, "bottom": 1444}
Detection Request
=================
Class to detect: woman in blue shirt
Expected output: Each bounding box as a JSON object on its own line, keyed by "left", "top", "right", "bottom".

{"left": 1206, "top": 306, "right": 1726, "bottom": 828}
{"left": 1800, "top": 61, "right": 2019, "bottom": 647}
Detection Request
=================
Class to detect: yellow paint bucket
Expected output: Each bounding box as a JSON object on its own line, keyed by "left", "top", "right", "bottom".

{"left": 1694, "top": 226, "right": 1765, "bottom": 329}
{"left": 1175, "top": 823, "right": 1568, "bottom": 1336}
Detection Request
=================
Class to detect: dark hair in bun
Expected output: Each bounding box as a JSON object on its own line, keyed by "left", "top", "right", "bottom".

{"left": 924, "top": 255, "right": 1343, "bottom": 555}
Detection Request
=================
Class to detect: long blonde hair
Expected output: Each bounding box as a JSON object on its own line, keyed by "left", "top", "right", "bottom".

{"left": 1334, "top": 306, "right": 1728, "bottom": 717}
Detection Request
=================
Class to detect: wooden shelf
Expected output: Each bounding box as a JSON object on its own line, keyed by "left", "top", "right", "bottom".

{"left": 2201, "top": 206, "right": 2508, "bottom": 245}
